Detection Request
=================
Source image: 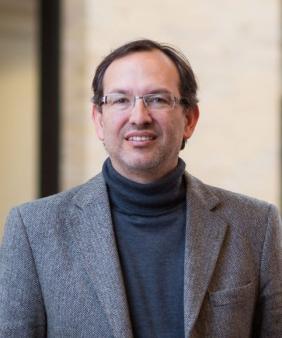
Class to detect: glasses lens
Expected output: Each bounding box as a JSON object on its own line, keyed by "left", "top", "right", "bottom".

{"left": 105, "top": 94, "right": 132, "bottom": 111}
{"left": 144, "top": 93, "right": 174, "bottom": 110}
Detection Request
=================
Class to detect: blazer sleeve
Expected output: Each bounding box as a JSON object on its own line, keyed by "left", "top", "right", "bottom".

{"left": 253, "top": 204, "right": 282, "bottom": 337}
{"left": 0, "top": 207, "right": 46, "bottom": 338}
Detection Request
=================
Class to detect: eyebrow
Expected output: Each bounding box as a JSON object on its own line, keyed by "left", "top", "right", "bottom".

{"left": 105, "top": 88, "right": 173, "bottom": 95}
{"left": 146, "top": 88, "right": 172, "bottom": 95}
{"left": 106, "top": 89, "right": 130, "bottom": 95}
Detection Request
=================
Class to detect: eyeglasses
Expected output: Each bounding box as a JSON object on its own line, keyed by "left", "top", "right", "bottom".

{"left": 99, "top": 93, "right": 186, "bottom": 112}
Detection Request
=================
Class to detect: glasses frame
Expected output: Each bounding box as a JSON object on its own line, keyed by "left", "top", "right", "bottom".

{"left": 98, "top": 92, "right": 188, "bottom": 112}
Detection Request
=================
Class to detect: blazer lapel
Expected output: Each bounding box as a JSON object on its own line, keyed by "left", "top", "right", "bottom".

{"left": 65, "top": 172, "right": 227, "bottom": 337}
{"left": 184, "top": 174, "right": 228, "bottom": 336}
{"left": 67, "top": 174, "right": 133, "bottom": 338}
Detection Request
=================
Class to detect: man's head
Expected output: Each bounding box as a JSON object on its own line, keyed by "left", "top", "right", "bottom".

{"left": 92, "top": 39, "right": 198, "bottom": 113}
{"left": 92, "top": 39, "right": 199, "bottom": 183}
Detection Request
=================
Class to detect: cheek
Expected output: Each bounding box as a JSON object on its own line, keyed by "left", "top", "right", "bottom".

{"left": 103, "top": 113, "right": 129, "bottom": 139}
{"left": 160, "top": 116, "right": 186, "bottom": 138}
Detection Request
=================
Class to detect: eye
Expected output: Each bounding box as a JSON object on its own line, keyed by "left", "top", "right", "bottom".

{"left": 102, "top": 94, "right": 132, "bottom": 111}
{"left": 111, "top": 95, "right": 130, "bottom": 105}
{"left": 146, "top": 94, "right": 172, "bottom": 107}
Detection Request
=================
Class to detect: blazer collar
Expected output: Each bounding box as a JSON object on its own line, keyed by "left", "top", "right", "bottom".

{"left": 183, "top": 173, "right": 228, "bottom": 336}
{"left": 68, "top": 174, "right": 133, "bottom": 338}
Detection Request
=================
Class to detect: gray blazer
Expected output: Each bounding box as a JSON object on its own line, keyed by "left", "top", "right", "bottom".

{"left": 0, "top": 173, "right": 282, "bottom": 338}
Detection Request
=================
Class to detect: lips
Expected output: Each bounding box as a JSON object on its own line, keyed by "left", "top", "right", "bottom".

{"left": 125, "top": 131, "right": 157, "bottom": 142}
{"left": 128, "top": 135, "right": 154, "bottom": 141}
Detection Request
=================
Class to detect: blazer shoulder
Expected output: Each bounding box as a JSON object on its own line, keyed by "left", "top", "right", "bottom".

{"left": 7, "top": 173, "right": 106, "bottom": 232}
{"left": 186, "top": 173, "right": 281, "bottom": 256}
{"left": 187, "top": 172, "right": 273, "bottom": 206}
{"left": 186, "top": 172, "right": 279, "bottom": 223}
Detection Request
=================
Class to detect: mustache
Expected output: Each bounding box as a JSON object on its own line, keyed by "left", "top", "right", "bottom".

{"left": 123, "top": 123, "right": 158, "bottom": 133}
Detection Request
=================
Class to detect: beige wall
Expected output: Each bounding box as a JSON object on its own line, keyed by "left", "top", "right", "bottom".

{"left": 1, "top": 0, "right": 280, "bottom": 240}
{"left": 61, "top": 0, "right": 280, "bottom": 205}
{"left": 0, "top": 0, "right": 38, "bottom": 237}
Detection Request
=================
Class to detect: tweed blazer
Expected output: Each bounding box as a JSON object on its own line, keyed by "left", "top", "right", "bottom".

{"left": 0, "top": 172, "right": 282, "bottom": 338}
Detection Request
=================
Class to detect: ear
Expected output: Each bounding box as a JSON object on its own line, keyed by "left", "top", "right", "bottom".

{"left": 183, "top": 105, "right": 199, "bottom": 140}
{"left": 92, "top": 105, "right": 104, "bottom": 141}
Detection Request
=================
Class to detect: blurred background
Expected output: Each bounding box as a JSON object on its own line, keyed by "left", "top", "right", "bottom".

{"left": 0, "top": 0, "right": 281, "bottom": 237}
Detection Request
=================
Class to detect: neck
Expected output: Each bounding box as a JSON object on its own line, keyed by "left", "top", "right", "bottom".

{"left": 109, "top": 160, "right": 179, "bottom": 184}
{"left": 102, "top": 157, "right": 187, "bottom": 215}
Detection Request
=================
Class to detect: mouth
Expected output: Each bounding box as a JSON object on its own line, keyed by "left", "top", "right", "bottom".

{"left": 127, "top": 135, "right": 154, "bottom": 142}
{"left": 125, "top": 131, "right": 157, "bottom": 145}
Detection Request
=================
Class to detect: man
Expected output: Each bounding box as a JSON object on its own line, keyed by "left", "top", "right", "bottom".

{"left": 0, "top": 39, "right": 281, "bottom": 338}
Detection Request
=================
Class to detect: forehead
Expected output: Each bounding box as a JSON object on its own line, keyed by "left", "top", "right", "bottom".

{"left": 103, "top": 50, "right": 180, "bottom": 94}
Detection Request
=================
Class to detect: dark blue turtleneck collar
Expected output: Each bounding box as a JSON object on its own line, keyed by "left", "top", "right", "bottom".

{"left": 102, "top": 157, "right": 186, "bottom": 216}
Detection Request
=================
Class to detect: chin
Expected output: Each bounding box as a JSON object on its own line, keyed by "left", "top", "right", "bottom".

{"left": 122, "top": 156, "right": 163, "bottom": 172}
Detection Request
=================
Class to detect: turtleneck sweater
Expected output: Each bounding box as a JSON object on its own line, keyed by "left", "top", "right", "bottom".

{"left": 102, "top": 158, "right": 186, "bottom": 338}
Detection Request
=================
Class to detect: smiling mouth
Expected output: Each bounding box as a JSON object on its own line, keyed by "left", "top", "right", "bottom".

{"left": 127, "top": 136, "right": 154, "bottom": 142}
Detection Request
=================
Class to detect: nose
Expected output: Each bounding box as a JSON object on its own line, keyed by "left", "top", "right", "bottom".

{"left": 128, "top": 97, "right": 153, "bottom": 125}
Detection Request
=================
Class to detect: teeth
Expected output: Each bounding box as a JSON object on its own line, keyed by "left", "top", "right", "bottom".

{"left": 128, "top": 136, "right": 153, "bottom": 141}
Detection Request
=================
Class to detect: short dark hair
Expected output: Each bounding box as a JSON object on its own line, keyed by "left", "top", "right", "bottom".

{"left": 92, "top": 39, "right": 198, "bottom": 109}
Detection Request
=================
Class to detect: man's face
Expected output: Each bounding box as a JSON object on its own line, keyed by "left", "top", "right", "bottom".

{"left": 93, "top": 50, "right": 199, "bottom": 183}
